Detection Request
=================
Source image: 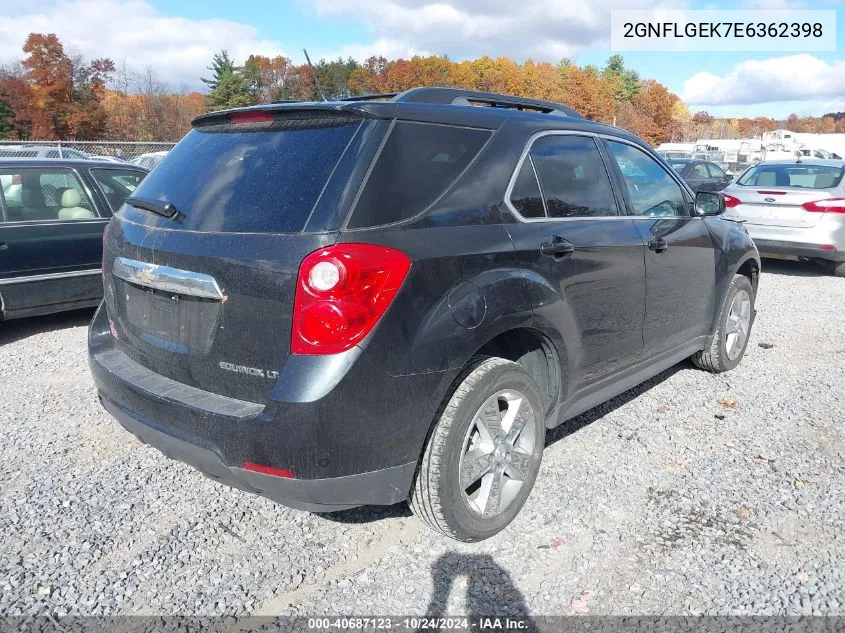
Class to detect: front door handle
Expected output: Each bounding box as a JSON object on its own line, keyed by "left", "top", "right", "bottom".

{"left": 0, "top": 242, "right": 7, "bottom": 250}
{"left": 648, "top": 237, "right": 669, "bottom": 254}
{"left": 540, "top": 236, "right": 574, "bottom": 259}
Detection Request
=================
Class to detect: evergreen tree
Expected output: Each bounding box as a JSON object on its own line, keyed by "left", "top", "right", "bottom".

{"left": 602, "top": 54, "right": 640, "bottom": 102}
{"left": 202, "top": 50, "right": 251, "bottom": 111}
{"left": 0, "top": 97, "right": 14, "bottom": 138}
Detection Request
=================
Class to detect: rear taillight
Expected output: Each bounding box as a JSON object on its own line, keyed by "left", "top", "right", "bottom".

{"left": 723, "top": 193, "right": 741, "bottom": 208}
{"left": 802, "top": 198, "right": 845, "bottom": 214}
{"left": 292, "top": 244, "right": 411, "bottom": 355}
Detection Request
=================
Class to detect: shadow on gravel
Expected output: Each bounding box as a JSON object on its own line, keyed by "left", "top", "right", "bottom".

{"left": 317, "top": 502, "right": 412, "bottom": 525}
{"left": 423, "top": 552, "right": 535, "bottom": 624}
{"left": 0, "top": 307, "right": 95, "bottom": 346}
{"left": 760, "top": 258, "right": 832, "bottom": 278}
{"left": 546, "top": 364, "right": 683, "bottom": 448}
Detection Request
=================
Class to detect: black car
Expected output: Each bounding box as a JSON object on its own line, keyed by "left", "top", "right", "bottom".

{"left": 667, "top": 158, "right": 733, "bottom": 193}
{"left": 0, "top": 159, "right": 147, "bottom": 320}
{"left": 89, "top": 88, "right": 760, "bottom": 541}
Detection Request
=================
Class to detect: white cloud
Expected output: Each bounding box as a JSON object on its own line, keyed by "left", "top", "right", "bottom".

{"left": 683, "top": 55, "right": 845, "bottom": 106}
{"left": 317, "top": 38, "right": 427, "bottom": 63}
{"left": 305, "top": 0, "right": 689, "bottom": 62}
{"left": 0, "top": 0, "right": 286, "bottom": 89}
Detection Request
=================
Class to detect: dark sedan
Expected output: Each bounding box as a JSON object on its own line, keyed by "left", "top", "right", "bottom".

{"left": 667, "top": 158, "right": 733, "bottom": 193}
{"left": 0, "top": 159, "right": 147, "bottom": 319}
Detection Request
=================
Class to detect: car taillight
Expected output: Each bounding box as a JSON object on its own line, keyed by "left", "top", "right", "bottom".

{"left": 802, "top": 198, "right": 845, "bottom": 214}
{"left": 292, "top": 244, "right": 411, "bottom": 355}
{"left": 723, "top": 194, "right": 741, "bottom": 208}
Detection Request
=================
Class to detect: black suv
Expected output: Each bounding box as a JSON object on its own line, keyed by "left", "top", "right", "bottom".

{"left": 89, "top": 88, "right": 760, "bottom": 541}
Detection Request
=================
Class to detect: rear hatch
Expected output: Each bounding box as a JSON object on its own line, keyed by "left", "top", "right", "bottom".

{"left": 103, "top": 109, "right": 373, "bottom": 403}
{"left": 725, "top": 162, "right": 845, "bottom": 228}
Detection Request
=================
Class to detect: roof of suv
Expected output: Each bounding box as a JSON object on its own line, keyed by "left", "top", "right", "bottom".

{"left": 191, "top": 86, "right": 645, "bottom": 145}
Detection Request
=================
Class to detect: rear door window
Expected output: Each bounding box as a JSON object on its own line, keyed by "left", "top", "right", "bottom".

{"left": 0, "top": 167, "right": 97, "bottom": 222}
{"left": 347, "top": 121, "right": 491, "bottom": 229}
{"left": 527, "top": 135, "right": 619, "bottom": 218}
{"left": 127, "top": 118, "right": 362, "bottom": 233}
{"left": 690, "top": 163, "right": 709, "bottom": 178}
{"left": 707, "top": 163, "right": 727, "bottom": 179}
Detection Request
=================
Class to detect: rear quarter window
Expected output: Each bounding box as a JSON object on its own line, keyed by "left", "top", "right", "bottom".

{"left": 347, "top": 121, "right": 491, "bottom": 229}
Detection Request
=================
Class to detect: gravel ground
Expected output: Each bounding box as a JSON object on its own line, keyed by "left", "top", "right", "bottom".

{"left": 0, "top": 259, "right": 843, "bottom": 620}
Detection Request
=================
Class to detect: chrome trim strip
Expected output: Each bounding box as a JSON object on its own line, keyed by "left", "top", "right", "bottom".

{"left": 112, "top": 257, "right": 224, "bottom": 300}
{"left": 0, "top": 268, "right": 101, "bottom": 285}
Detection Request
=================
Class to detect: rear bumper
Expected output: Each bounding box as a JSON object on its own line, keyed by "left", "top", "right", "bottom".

{"left": 744, "top": 219, "right": 845, "bottom": 262}
{"left": 88, "top": 303, "right": 448, "bottom": 511}
{"left": 100, "top": 393, "right": 414, "bottom": 512}
{"left": 752, "top": 238, "right": 843, "bottom": 262}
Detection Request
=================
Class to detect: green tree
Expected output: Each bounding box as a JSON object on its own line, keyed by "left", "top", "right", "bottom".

{"left": 206, "top": 69, "right": 251, "bottom": 111}
{"left": 202, "top": 50, "right": 237, "bottom": 91}
{"left": 602, "top": 54, "right": 640, "bottom": 102}
{"left": 202, "top": 50, "right": 250, "bottom": 111}
{"left": 0, "top": 97, "right": 14, "bottom": 138}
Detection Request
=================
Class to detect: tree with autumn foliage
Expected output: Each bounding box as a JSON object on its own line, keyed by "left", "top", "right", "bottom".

{"left": 4, "top": 36, "right": 844, "bottom": 145}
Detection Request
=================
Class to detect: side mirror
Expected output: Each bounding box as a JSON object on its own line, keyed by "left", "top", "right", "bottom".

{"left": 726, "top": 174, "right": 734, "bottom": 182}
{"left": 695, "top": 191, "right": 725, "bottom": 216}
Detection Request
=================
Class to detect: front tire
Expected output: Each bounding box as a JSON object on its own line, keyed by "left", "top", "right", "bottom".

{"left": 410, "top": 358, "right": 545, "bottom": 542}
{"left": 692, "top": 274, "right": 754, "bottom": 373}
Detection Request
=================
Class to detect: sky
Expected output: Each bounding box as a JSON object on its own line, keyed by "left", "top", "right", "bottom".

{"left": 1, "top": 0, "right": 843, "bottom": 119}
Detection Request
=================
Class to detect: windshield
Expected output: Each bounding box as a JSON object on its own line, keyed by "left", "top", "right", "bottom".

{"left": 737, "top": 164, "right": 844, "bottom": 189}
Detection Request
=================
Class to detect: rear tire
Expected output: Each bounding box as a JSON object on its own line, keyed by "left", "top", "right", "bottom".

{"left": 410, "top": 358, "right": 545, "bottom": 542}
{"left": 691, "top": 274, "right": 754, "bottom": 373}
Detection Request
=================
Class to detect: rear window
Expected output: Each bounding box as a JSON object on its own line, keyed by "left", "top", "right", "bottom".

{"left": 737, "top": 164, "right": 844, "bottom": 189}
{"left": 347, "top": 121, "right": 490, "bottom": 229}
{"left": 126, "top": 119, "right": 361, "bottom": 233}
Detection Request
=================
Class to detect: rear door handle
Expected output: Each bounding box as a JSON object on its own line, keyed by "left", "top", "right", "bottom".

{"left": 540, "top": 236, "right": 574, "bottom": 258}
{"left": 648, "top": 237, "right": 669, "bottom": 253}
{"left": 0, "top": 242, "right": 7, "bottom": 250}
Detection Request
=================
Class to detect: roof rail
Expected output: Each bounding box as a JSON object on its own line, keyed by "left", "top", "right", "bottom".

{"left": 391, "top": 87, "right": 582, "bottom": 118}
{"left": 268, "top": 87, "right": 582, "bottom": 117}
{"left": 342, "top": 93, "right": 400, "bottom": 102}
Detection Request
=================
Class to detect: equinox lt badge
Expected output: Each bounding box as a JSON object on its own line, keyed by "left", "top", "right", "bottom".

{"left": 219, "top": 361, "right": 279, "bottom": 380}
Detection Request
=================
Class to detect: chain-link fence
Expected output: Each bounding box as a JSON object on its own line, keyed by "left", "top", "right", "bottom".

{"left": 0, "top": 140, "right": 177, "bottom": 165}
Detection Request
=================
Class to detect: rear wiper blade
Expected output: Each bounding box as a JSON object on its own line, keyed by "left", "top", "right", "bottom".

{"left": 125, "top": 196, "right": 178, "bottom": 218}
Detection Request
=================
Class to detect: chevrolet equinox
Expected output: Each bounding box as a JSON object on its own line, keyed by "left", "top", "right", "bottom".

{"left": 89, "top": 88, "right": 760, "bottom": 541}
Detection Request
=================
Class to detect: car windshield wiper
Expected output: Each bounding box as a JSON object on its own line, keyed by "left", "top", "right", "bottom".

{"left": 125, "top": 196, "right": 179, "bottom": 218}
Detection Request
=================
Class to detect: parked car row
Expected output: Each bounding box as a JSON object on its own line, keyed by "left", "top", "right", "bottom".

{"left": 0, "top": 144, "right": 171, "bottom": 167}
